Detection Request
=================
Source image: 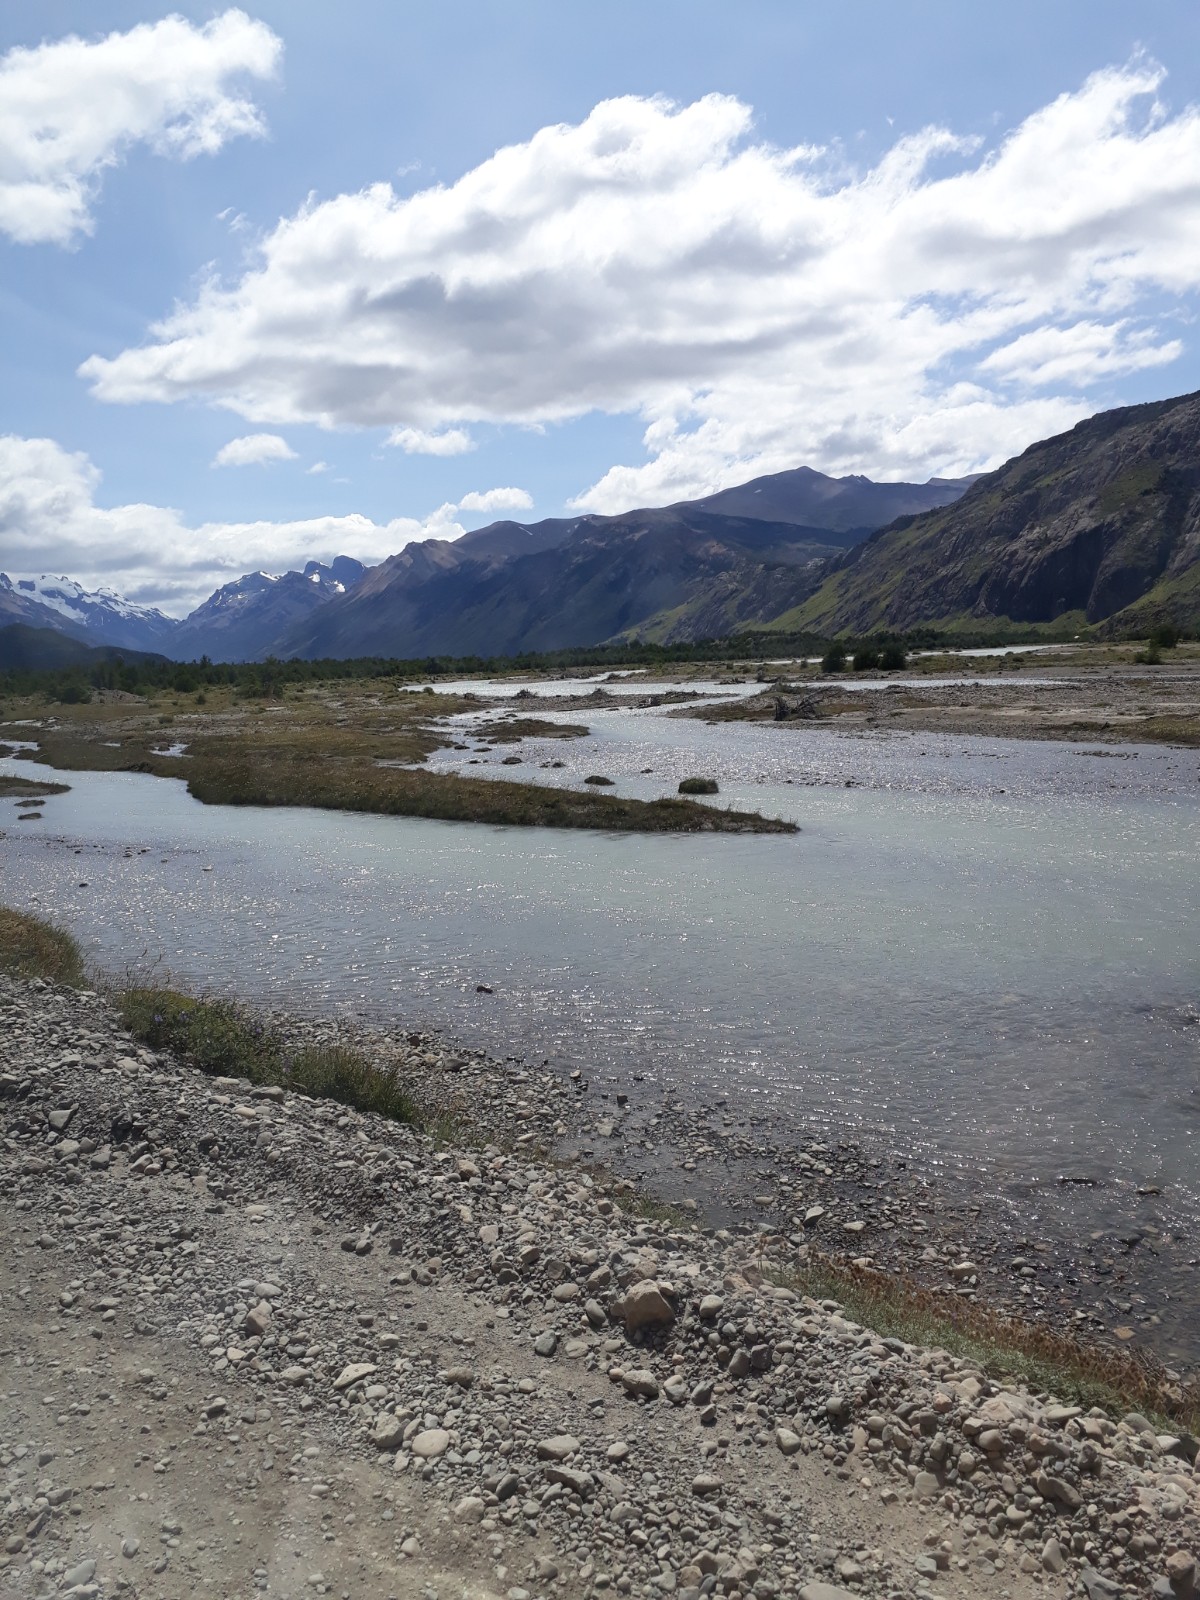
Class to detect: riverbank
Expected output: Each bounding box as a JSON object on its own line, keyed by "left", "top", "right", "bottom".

{"left": 0, "top": 681, "right": 795, "bottom": 836}
{"left": 688, "top": 661, "right": 1200, "bottom": 748}
{"left": 3, "top": 957, "right": 1199, "bottom": 1600}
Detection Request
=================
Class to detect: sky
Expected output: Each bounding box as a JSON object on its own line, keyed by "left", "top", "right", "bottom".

{"left": 5, "top": 3, "right": 1200, "bottom": 614}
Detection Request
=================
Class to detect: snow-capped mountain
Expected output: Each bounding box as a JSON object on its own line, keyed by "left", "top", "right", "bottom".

{"left": 0, "top": 572, "right": 179, "bottom": 653}
{"left": 167, "top": 557, "right": 367, "bottom": 660}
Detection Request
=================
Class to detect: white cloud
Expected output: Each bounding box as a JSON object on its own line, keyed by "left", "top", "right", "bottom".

{"left": 0, "top": 11, "right": 280, "bottom": 247}
{"left": 387, "top": 426, "right": 475, "bottom": 456}
{"left": 0, "top": 435, "right": 465, "bottom": 613}
{"left": 81, "top": 63, "right": 1200, "bottom": 503}
{"left": 456, "top": 486, "right": 533, "bottom": 513}
{"left": 212, "top": 432, "right": 297, "bottom": 467}
{"left": 978, "top": 320, "right": 1183, "bottom": 387}
{"left": 306, "top": 460, "right": 329, "bottom": 474}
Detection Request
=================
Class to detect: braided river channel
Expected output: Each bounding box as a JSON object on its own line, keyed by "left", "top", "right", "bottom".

{"left": 2, "top": 682, "right": 1198, "bottom": 1363}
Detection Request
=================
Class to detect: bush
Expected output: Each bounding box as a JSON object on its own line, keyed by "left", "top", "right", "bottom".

{"left": 1136, "top": 644, "right": 1163, "bottom": 665}
{"left": 852, "top": 646, "right": 879, "bottom": 672}
{"left": 678, "top": 777, "right": 719, "bottom": 794}
{"left": 54, "top": 680, "right": 91, "bottom": 705}
{"left": 1148, "top": 624, "right": 1180, "bottom": 649}
{"left": 583, "top": 774, "right": 615, "bottom": 786}
{"left": 0, "top": 907, "right": 84, "bottom": 985}
{"left": 878, "top": 642, "right": 908, "bottom": 670}
{"left": 821, "top": 642, "right": 848, "bottom": 673}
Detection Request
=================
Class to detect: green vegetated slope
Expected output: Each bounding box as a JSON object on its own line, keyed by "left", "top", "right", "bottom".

{"left": 776, "top": 390, "right": 1200, "bottom": 636}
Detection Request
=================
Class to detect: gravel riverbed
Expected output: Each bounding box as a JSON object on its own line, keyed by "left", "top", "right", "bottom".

{"left": 2, "top": 976, "right": 1199, "bottom": 1600}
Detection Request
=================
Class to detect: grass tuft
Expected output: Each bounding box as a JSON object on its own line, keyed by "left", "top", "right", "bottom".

{"left": 0, "top": 906, "right": 84, "bottom": 986}
{"left": 117, "top": 984, "right": 421, "bottom": 1127}
{"left": 118, "top": 987, "right": 284, "bottom": 1082}
{"left": 288, "top": 1042, "right": 420, "bottom": 1124}
{"left": 771, "top": 1250, "right": 1200, "bottom": 1432}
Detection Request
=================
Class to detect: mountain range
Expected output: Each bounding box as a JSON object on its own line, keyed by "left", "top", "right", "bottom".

{"left": 5, "top": 391, "right": 1198, "bottom": 664}
{"left": 0, "top": 468, "right": 968, "bottom": 661}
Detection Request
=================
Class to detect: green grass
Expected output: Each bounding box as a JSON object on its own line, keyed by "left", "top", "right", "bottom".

{"left": 118, "top": 987, "right": 285, "bottom": 1081}
{"left": 617, "top": 1190, "right": 698, "bottom": 1229}
{"left": 773, "top": 1251, "right": 1200, "bottom": 1432}
{"left": 0, "top": 906, "right": 84, "bottom": 985}
{"left": 117, "top": 985, "right": 421, "bottom": 1127}
{"left": 289, "top": 1042, "right": 420, "bottom": 1123}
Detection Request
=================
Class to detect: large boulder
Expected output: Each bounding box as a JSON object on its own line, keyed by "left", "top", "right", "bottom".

{"left": 614, "top": 1279, "right": 675, "bottom": 1334}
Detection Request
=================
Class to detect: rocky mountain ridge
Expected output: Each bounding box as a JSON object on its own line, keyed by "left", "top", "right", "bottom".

{"left": 0, "top": 468, "right": 970, "bottom": 662}
{"left": 787, "top": 391, "right": 1200, "bottom": 636}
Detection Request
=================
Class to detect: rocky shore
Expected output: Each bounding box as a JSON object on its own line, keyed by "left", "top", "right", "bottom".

{"left": 2, "top": 975, "right": 1199, "bottom": 1600}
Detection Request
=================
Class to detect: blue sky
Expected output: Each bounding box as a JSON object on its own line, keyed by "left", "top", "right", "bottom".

{"left": 4, "top": 2, "right": 1200, "bottom": 611}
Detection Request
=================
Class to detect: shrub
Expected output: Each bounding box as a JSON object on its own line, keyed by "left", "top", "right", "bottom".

{"left": 583, "top": 774, "right": 615, "bottom": 786}
{"left": 852, "top": 646, "right": 879, "bottom": 672}
{"left": 0, "top": 907, "right": 84, "bottom": 985}
{"left": 1149, "top": 623, "right": 1180, "bottom": 649}
{"left": 821, "top": 642, "right": 848, "bottom": 673}
{"left": 54, "top": 680, "right": 91, "bottom": 705}
{"left": 678, "top": 777, "right": 719, "bottom": 794}
{"left": 1136, "top": 644, "right": 1163, "bottom": 665}
{"left": 878, "top": 642, "right": 908, "bottom": 670}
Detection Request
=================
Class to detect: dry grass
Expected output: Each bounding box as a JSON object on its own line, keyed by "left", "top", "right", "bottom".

{"left": 0, "top": 906, "right": 84, "bottom": 985}
{"left": 771, "top": 1249, "right": 1200, "bottom": 1432}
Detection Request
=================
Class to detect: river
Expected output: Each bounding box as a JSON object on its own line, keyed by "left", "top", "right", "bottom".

{"left": 2, "top": 694, "right": 1198, "bottom": 1360}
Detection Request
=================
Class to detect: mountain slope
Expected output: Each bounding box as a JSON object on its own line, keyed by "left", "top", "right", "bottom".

{"left": 785, "top": 391, "right": 1200, "bottom": 636}
{"left": 277, "top": 509, "right": 844, "bottom": 659}
{"left": 168, "top": 558, "right": 366, "bottom": 661}
{"left": 0, "top": 573, "right": 177, "bottom": 652}
{"left": 0, "top": 624, "right": 167, "bottom": 672}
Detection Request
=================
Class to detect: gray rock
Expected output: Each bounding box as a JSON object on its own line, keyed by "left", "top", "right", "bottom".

{"left": 411, "top": 1428, "right": 450, "bottom": 1459}
{"left": 621, "top": 1368, "right": 660, "bottom": 1400}
{"left": 371, "top": 1415, "right": 405, "bottom": 1450}
{"left": 332, "top": 1362, "right": 376, "bottom": 1391}
{"left": 1035, "top": 1469, "right": 1082, "bottom": 1510}
{"left": 1081, "top": 1568, "right": 1123, "bottom": 1600}
{"left": 536, "top": 1434, "right": 581, "bottom": 1461}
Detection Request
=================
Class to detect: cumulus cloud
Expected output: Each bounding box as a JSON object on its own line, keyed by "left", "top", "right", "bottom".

{"left": 0, "top": 435, "right": 472, "bottom": 613}
{"left": 212, "top": 432, "right": 297, "bottom": 466}
{"left": 456, "top": 486, "right": 533, "bottom": 513}
{"left": 387, "top": 426, "right": 475, "bottom": 456}
{"left": 0, "top": 10, "right": 280, "bottom": 246}
{"left": 80, "top": 63, "right": 1200, "bottom": 502}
